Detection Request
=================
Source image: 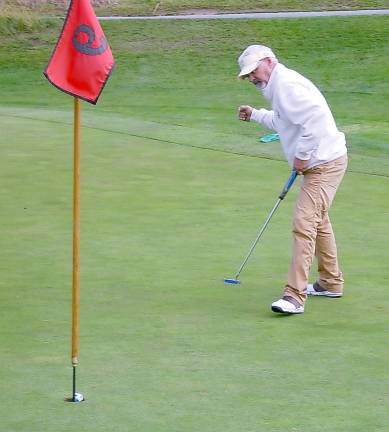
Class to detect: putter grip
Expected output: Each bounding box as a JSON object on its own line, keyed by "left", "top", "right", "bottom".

{"left": 279, "top": 170, "right": 298, "bottom": 200}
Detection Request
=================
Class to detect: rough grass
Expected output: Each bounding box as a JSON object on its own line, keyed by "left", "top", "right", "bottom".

{"left": 0, "top": 4, "right": 45, "bottom": 33}
{"left": 1, "top": 0, "right": 389, "bottom": 16}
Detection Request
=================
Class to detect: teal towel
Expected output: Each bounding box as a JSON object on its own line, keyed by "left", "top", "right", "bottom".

{"left": 259, "top": 133, "right": 280, "bottom": 143}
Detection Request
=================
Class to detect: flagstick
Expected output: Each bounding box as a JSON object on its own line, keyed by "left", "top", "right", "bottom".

{"left": 70, "top": 97, "right": 84, "bottom": 403}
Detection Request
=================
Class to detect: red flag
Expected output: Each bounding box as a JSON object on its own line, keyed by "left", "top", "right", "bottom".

{"left": 44, "top": 0, "right": 115, "bottom": 104}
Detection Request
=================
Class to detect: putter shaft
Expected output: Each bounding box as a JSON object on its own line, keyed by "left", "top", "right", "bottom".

{"left": 228, "top": 170, "right": 298, "bottom": 283}
{"left": 233, "top": 198, "right": 281, "bottom": 280}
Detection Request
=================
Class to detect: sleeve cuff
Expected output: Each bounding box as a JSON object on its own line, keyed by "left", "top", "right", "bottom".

{"left": 250, "top": 108, "right": 266, "bottom": 123}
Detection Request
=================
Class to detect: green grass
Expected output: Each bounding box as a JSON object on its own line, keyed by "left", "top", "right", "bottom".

{"left": 1, "top": 13, "right": 389, "bottom": 432}
{"left": 2, "top": 0, "right": 389, "bottom": 16}
{"left": 1, "top": 16, "right": 388, "bottom": 175}
{"left": 2, "top": 111, "right": 389, "bottom": 432}
{"left": 116, "top": 0, "right": 389, "bottom": 16}
{"left": 88, "top": 0, "right": 389, "bottom": 16}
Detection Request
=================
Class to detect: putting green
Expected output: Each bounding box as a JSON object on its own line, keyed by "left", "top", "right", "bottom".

{"left": 1, "top": 109, "right": 388, "bottom": 431}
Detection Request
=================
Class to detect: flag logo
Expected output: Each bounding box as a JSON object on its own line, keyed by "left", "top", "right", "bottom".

{"left": 72, "top": 24, "right": 108, "bottom": 56}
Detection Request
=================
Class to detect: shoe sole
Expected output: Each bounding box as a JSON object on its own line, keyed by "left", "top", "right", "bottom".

{"left": 271, "top": 305, "right": 304, "bottom": 314}
{"left": 307, "top": 291, "right": 343, "bottom": 298}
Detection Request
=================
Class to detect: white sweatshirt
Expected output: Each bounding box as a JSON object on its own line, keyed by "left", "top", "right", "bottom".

{"left": 250, "top": 63, "right": 347, "bottom": 168}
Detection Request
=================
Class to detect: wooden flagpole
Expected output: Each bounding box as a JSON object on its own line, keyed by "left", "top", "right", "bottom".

{"left": 71, "top": 97, "right": 82, "bottom": 401}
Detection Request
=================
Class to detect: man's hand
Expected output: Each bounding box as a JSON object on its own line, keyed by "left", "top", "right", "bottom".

{"left": 294, "top": 157, "right": 310, "bottom": 174}
{"left": 238, "top": 105, "right": 253, "bottom": 121}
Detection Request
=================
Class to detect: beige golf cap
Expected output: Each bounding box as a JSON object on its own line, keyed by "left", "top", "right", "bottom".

{"left": 238, "top": 45, "right": 276, "bottom": 78}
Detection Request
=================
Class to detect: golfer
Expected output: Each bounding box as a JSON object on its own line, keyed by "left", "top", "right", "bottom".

{"left": 238, "top": 45, "right": 347, "bottom": 314}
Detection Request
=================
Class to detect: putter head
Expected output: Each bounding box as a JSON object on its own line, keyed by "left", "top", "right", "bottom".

{"left": 224, "top": 278, "right": 241, "bottom": 285}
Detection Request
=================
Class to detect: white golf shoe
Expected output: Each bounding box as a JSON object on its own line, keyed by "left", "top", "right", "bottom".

{"left": 271, "top": 297, "right": 304, "bottom": 314}
{"left": 307, "top": 282, "right": 343, "bottom": 298}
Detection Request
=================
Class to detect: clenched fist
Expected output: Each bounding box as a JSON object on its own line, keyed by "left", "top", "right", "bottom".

{"left": 238, "top": 105, "right": 253, "bottom": 121}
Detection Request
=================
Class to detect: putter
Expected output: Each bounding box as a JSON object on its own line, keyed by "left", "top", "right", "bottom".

{"left": 224, "top": 170, "right": 298, "bottom": 285}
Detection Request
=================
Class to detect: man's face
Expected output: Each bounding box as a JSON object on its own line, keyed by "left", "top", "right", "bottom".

{"left": 244, "top": 58, "right": 272, "bottom": 88}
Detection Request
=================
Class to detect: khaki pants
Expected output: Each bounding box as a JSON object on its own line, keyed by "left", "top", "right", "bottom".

{"left": 284, "top": 154, "right": 348, "bottom": 305}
